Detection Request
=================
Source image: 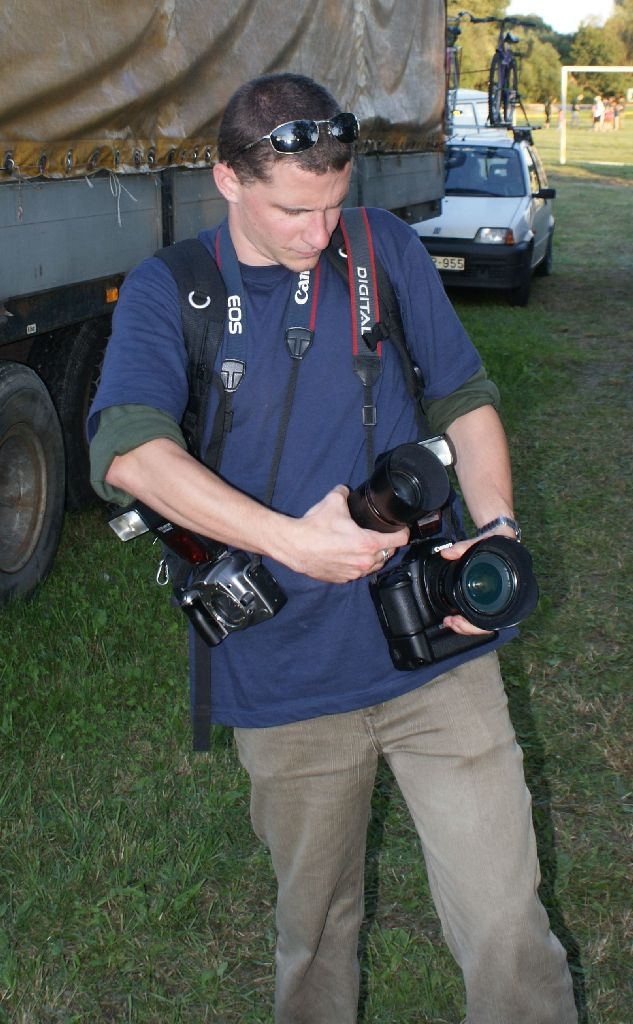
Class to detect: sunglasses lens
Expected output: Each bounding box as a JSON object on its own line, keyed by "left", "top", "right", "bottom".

{"left": 270, "top": 120, "right": 320, "bottom": 153}
{"left": 329, "top": 113, "right": 360, "bottom": 142}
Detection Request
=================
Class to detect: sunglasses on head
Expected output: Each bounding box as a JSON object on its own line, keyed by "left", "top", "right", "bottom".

{"left": 233, "top": 112, "right": 360, "bottom": 157}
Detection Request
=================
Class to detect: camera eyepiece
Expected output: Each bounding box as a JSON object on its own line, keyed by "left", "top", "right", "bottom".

{"left": 347, "top": 443, "right": 451, "bottom": 532}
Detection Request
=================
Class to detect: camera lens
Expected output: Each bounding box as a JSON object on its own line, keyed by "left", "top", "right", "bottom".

{"left": 461, "top": 551, "right": 516, "bottom": 616}
{"left": 347, "top": 443, "right": 450, "bottom": 532}
{"left": 390, "top": 470, "right": 422, "bottom": 509}
{"left": 211, "top": 588, "right": 252, "bottom": 627}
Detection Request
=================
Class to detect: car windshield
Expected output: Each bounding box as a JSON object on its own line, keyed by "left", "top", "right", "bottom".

{"left": 445, "top": 146, "right": 524, "bottom": 197}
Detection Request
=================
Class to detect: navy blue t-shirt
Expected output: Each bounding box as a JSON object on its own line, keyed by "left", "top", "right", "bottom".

{"left": 89, "top": 207, "right": 506, "bottom": 726}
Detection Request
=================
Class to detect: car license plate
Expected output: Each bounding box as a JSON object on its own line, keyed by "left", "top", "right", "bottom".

{"left": 432, "top": 255, "right": 465, "bottom": 271}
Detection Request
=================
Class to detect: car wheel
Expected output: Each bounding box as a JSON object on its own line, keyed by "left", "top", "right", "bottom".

{"left": 508, "top": 269, "right": 532, "bottom": 307}
{"left": 535, "top": 234, "right": 553, "bottom": 277}
{"left": 0, "top": 361, "right": 66, "bottom": 605}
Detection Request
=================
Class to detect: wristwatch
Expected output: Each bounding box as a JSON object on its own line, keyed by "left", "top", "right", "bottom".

{"left": 476, "top": 515, "right": 522, "bottom": 542}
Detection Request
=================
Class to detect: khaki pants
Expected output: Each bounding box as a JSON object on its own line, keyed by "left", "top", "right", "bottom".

{"left": 235, "top": 653, "right": 577, "bottom": 1024}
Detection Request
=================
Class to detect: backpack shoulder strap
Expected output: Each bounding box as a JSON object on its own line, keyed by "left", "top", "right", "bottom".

{"left": 154, "top": 238, "right": 227, "bottom": 460}
{"left": 154, "top": 238, "right": 227, "bottom": 755}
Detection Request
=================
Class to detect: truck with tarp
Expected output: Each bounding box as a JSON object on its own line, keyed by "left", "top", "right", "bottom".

{"left": 0, "top": 0, "right": 447, "bottom": 603}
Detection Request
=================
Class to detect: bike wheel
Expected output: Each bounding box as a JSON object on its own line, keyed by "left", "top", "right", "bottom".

{"left": 488, "top": 52, "right": 504, "bottom": 126}
{"left": 502, "top": 59, "right": 519, "bottom": 125}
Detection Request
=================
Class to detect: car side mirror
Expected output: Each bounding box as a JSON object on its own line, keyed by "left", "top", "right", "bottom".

{"left": 534, "top": 187, "right": 556, "bottom": 200}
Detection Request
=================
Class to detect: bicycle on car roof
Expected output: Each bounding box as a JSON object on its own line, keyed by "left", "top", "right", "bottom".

{"left": 446, "top": 11, "right": 536, "bottom": 130}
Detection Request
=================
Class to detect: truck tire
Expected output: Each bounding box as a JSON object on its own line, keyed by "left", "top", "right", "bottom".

{"left": 28, "top": 318, "right": 110, "bottom": 510}
{"left": 0, "top": 361, "right": 66, "bottom": 605}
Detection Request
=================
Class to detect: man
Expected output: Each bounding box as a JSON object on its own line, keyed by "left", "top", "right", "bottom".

{"left": 89, "top": 73, "right": 577, "bottom": 1024}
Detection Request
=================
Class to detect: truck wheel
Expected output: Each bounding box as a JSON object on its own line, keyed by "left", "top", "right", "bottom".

{"left": 28, "top": 318, "right": 110, "bottom": 510}
{"left": 0, "top": 361, "right": 66, "bottom": 606}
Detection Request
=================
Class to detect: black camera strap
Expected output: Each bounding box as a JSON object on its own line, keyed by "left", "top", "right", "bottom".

{"left": 249, "top": 262, "right": 320, "bottom": 569}
{"left": 215, "top": 221, "right": 318, "bottom": 499}
{"left": 265, "top": 281, "right": 319, "bottom": 506}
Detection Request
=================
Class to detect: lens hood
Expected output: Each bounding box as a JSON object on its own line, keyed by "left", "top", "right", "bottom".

{"left": 348, "top": 443, "right": 451, "bottom": 532}
{"left": 429, "top": 535, "right": 539, "bottom": 629}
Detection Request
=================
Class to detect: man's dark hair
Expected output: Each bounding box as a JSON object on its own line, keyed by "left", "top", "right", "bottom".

{"left": 218, "top": 72, "right": 354, "bottom": 183}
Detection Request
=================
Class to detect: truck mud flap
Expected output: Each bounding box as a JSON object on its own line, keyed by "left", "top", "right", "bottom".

{"left": 28, "top": 318, "right": 110, "bottom": 510}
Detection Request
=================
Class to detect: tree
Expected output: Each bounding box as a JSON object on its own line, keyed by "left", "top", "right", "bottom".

{"left": 447, "top": 1, "right": 506, "bottom": 93}
{"left": 517, "top": 36, "right": 560, "bottom": 105}
{"left": 570, "top": 22, "right": 630, "bottom": 95}
{"left": 608, "top": 0, "right": 633, "bottom": 62}
{"left": 504, "top": 12, "right": 574, "bottom": 63}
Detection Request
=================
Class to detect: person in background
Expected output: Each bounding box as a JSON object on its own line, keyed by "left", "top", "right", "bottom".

{"left": 592, "top": 94, "right": 605, "bottom": 131}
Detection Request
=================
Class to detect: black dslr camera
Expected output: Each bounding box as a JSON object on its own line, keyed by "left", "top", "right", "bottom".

{"left": 347, "top": 439, "right": 539, "bottom": 670}
{"left": 109, "top": 503, "right": 286, "bottom": 646}
{"left": 370, "top": 534, "right": 538, "bottom": 669}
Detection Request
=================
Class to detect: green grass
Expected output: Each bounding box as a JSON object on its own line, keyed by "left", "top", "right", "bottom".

{"left": 2, "top": 128, "right": 633, "bottom": 1023}
{"left": 525, "top": 106, "right": 633, "bottom": 183}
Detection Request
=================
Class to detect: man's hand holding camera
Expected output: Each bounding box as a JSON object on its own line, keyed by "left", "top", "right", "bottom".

{"left": 283, "top": 484, "right": 409, "bottom": 584}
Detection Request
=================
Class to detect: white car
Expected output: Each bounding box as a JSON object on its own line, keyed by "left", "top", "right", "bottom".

{"left": 450, "top": 88, "right": 491, "bottom": 128}
{"left": 414, "top": 128, "right": 555, "bottom": 306}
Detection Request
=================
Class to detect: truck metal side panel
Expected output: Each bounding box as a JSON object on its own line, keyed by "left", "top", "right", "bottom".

{"left": 170, "top": 169, "right": 227, "bottom": 241}
{"left": 1, "top": 176, "right": 162, "bottom": 299}
{"left": 356, "top": 153, "right": 445, "bottom": 216}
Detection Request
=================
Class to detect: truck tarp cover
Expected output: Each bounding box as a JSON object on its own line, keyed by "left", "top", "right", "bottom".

{"left": 0, "top": 0, "right": 444, "bottom": 177}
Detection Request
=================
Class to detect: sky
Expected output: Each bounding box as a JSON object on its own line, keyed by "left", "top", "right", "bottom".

{"left": 505, "top": 0, "right": 614, "bottom": 34}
